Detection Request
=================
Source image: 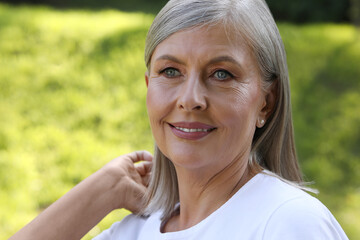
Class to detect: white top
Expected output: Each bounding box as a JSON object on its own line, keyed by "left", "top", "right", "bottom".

{"left": 94, "top": 171, "right": 348, "bottom": 240}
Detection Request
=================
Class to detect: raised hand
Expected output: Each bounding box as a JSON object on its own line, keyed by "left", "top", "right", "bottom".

{"left": 101, "top": 151, "right": 153, "bottom": 212}
{"left": 10, "top": 151, "right": 153, "bottom": 240}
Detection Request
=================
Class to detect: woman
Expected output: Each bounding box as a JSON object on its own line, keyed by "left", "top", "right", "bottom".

{"left": 10, "top": 0, "right": 348, "bottom": 239}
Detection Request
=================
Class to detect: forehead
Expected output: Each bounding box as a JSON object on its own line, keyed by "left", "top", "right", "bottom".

{"left": 150, "top": 24, "right": 256, "bottom": 70}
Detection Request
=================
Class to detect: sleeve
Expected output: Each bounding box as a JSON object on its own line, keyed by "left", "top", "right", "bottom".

{"left": 92, "top": 214, "right": 147, "bottom": 240}
{"left": 262, "top": 197, "right": 349, "bottom": 240}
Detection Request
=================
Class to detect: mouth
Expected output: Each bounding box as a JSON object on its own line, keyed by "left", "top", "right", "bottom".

{"left": 172, "top": 126, "right": 213, "bottom": 133}
{"left": 168, "top": 122, "right": 217, "bottom": 140}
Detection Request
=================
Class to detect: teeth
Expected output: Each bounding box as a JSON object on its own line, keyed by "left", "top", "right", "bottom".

{"left": 174, "top": 126, "right": 211, "bottom": 132}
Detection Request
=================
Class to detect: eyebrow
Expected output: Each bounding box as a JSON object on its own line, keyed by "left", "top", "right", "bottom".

{"left": 154, "top": 54, "right": 243, "bottom": 69}
{"left": 155, "top": 54, "right": 185, "bottom": 65}
{"left": 208, "top": 56, "right": 243, "bottom": 69}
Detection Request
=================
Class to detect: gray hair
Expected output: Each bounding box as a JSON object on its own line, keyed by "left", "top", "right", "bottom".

{"left": 143, "top": 0, "right": 305, "bottom": 220}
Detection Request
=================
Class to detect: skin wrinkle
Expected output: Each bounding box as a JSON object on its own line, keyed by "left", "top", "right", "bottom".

{"left": 148, "top": 39, "right": 264, "bottom": 168}
{"left": 200, "top": 147, "right": 250, "bottom": 196}
{"left": 146, "top": 24, "right": 273, "bottom": 231}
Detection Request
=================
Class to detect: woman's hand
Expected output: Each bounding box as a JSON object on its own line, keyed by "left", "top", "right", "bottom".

{"left": 101, "top": 151, "right": 153, "bottom": 212}
{"left": 9, "top": 151, "right": 153, "bottom": 240}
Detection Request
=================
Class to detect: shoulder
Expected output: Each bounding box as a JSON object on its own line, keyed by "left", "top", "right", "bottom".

{"left": 258, "top": 174, "right": 348, "bottom": 240}
{"left": 93, "top": 214, "right": 149, "bottom": 240}
{"left": 249, "top": 172, "right": 312, "bottom": 211}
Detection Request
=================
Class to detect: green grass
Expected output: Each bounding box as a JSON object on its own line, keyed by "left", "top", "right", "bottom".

{"left": 0, "top": 3, "right": 359, "bottom": 239}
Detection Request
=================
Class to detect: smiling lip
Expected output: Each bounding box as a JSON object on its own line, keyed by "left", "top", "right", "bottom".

{"left": 168, "top": 122, "right": 217, "bottom": 140}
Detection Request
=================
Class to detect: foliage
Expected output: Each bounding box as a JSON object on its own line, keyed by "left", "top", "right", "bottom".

{"left": 0, "top": 0, "right": 356, "bottom": 23}
{"left": 267, "top": 0, "right": 350, "bottom": 23}
{"left": 281, "top": 23, "right": 360, "bottom": 237}
{"left": 0, "top": 3, "right": 359, "bottom": 239}
{"left": 0, "top": 3, "right": 153, "bottom": 239}
{"left": 350, "top": 0, "right": 360, "bottom": 25}
{"left": 0, "top": 0, "right": 168, "bottom": 14}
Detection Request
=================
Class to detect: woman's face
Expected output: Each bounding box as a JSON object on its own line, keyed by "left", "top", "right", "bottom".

{"left": 146, "top": 25, "right": 269, "bottom": 173}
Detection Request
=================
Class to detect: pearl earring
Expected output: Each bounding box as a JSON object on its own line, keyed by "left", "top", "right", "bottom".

{"left": 261, "top": 119, "right": 265, "bottom": 125}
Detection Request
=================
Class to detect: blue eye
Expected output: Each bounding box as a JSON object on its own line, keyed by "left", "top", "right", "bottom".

{"left": 162, "top": 68, "right": 181, "bottom": 77}
{"left": 214, "top": 70, "right": 232, "bottom": 80}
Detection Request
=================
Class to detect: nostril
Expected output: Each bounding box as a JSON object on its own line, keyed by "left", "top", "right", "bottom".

{"left": 177, "top": 85, "right": 208, "bottom": 111}
{"left": 178, "top": 102, "right": 205, "bottom": 111}
{"left": 193, "top": 105, "right": 203, "bottom": 110}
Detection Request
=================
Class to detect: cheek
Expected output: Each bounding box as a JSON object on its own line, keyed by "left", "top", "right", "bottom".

{"left": 212, "top": 85, "right": 263, "bottom": 138}
{"left": 146, "top": 88, "right": 164, "bottom": 149}
{"left": 146, "top": 83, "right": 175, "bottom": 133}
{"left": 146, "top": 87, "right": 162, "bottom": 127}
{"left": 216, "top": 84, "right": 262, "bottom": 117}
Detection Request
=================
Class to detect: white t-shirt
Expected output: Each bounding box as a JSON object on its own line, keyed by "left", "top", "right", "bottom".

{"left": 94, "top": 171, "right": 348, "bottom": 240}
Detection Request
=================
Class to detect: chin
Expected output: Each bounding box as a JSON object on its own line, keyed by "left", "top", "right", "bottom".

{"left": 165, "top": 147, "right": 214, "bottom": 170}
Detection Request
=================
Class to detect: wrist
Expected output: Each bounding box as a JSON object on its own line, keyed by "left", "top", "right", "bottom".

{"left": 96, "top": 165, "right": 127, "bottom": 210}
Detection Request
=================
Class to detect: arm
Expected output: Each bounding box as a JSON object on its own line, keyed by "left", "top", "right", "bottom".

{"left": 9, "top": 151, "right": 153, "bottom": 240}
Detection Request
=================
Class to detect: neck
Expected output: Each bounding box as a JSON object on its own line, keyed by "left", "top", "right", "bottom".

{"left": 163, "top": 155, "right": 258, "bottom": 232}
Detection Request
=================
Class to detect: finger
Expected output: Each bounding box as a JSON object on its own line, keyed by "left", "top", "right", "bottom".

{"left": 135, "top": 161, "right": 153, "bottom": 176}
{"left": 127, "top": 150, "right": 153, "bottom": 163}
{"left": 141, "top": 173, "right": 151, "bottom": 187}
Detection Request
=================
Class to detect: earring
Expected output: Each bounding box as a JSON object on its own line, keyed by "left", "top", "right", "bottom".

{"left": 257, "top": 119, "right": 265, "bottom": 128}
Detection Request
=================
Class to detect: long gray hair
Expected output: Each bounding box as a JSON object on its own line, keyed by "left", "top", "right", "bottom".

{"left": 143, "top": 0, "right": 304, "bottom": 220}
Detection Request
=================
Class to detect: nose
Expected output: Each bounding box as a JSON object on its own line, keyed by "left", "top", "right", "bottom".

{"left": 177, "top": 75, "right": 207, "bottom": 111}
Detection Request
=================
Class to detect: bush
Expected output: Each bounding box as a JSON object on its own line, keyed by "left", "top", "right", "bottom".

{"left": 267, "top": 0, "right": 350, "bottom": 22}
{"left": 0, "top": 0, "right": 354, "bottom": 22}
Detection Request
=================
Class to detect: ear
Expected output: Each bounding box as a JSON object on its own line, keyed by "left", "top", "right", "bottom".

{"left": 145, "top": 72, "right": 149, "bottom": 88}
{"left": 257, "top": 80, "right": 278, "bottom": 128}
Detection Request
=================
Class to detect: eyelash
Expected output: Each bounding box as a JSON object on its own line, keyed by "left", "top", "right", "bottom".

{"left": 159, "top": 67, "right": 181, "bottom": 78}
{"left": 212, "top": 69, "right": 234, "bottom": 81}
{"left": 159, "top": 67, "right": 235, "bottom": 81}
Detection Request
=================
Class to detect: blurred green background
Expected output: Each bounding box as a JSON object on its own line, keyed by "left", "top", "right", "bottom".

{"left": 0, "top": 0, "right": 359, "bottom": 239}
